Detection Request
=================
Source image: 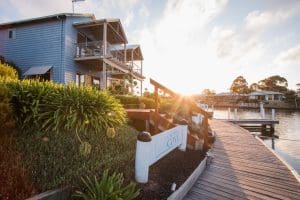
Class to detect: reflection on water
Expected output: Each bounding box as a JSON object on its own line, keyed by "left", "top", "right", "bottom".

{"left": 213, "top": 108, "right": 300, "bottom": 174}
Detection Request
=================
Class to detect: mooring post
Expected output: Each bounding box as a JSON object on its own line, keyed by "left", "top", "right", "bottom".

{"left": 272, "top": 109, "right": 275, "bottom": 121}
{"left": 271, "top": 109, "right": 275, "bottom": 133}
{"left": 234, "top": 108, "right": 238, "bottom": 120}
{"left": 260, "top": 102, "right": 265, "bottom": 119}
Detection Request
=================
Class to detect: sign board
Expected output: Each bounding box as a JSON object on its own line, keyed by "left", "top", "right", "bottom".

{"left": 135, "top": 125, "right": 188, "bottom": 183}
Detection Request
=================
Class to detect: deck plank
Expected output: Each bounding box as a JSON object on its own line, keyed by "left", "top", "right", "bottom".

{"left": 183, "top": 120, "right": 300, "bottom": 200}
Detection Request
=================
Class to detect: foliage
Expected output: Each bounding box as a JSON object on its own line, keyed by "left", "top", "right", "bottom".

{"left": 284, "top": 89, "right": 297, "bottom": 103}
{"left": 0, "top": 134, "right": 36, "bottom": 200}
{"left": 0, "top": 83, "right": 15, "bottom": 134}
{"left": 258, "top": 75, "right": 288, "bottom": 93}
{"left": 75, "top": 170, "right": 139, "bottom": 200}
{"left": 249, "top": 83, "right": 259, "bottom": 92}
{"left": 201, "top": 89, "right": 216, "bottom": 96}
{"left": 230, "top": 76, "right": 249, "bottom": 94}
{"left": 14, "top": 125, "right": 137, "bottom": 192}
{"left": 0, "top": 62, "right": 18, "bottom": 80}
{"left": 5, "top": 80, "right": 126, "bottom": 135}
{"left": 114, "top": 95, "right": 155, "bottom": 109}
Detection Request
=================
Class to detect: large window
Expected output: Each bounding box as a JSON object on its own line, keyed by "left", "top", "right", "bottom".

{"left": 92, "top": 77, "right": 100, "bottom": 88}
{"left": 76, "top": 73, "right": 85, "bottom": 86}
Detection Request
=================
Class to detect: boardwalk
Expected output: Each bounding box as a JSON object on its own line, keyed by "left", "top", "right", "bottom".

{"left": 184, "top": 120, "right": 300, "bottom": 200}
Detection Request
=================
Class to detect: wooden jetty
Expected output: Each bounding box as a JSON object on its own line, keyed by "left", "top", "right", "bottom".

{"left": 184, "top": 120, "right": 300, "bottom": 200}
{"left": 225, "top": 119, "right": 279, "bottom": 125}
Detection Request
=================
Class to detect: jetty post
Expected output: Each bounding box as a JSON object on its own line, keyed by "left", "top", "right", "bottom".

{"left": 227, "top": 108, "right": 231, "bottom": 119}
{"left": 234, "top": 108, "right": 238, "bottom": 120}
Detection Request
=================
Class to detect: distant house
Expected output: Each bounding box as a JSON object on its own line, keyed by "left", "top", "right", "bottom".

{"left": 0, "top": 13, "right": 144, "bottom": 93}
{"left": 248, "top": 90, "right": 285, "bottom": 102}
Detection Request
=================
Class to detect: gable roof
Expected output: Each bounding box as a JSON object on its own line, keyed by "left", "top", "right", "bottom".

{"left": 0, "top": 13, "right": 95, "bottom": 29}
{"left": 249, "top": 90, "right": 283, "bottom": 96}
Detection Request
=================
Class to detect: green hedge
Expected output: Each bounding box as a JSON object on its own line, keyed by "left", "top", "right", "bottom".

{"left": 5, "top": 80, "right": 126, "bottom": 135}
{"left": 15, "top": 125, "right": 137, "bottom": 193}
{"left": 0, "top": 79, "right": 137, "bottom": 196}
{"left": 114, "top": 95, "right": 155, "bottom": 109}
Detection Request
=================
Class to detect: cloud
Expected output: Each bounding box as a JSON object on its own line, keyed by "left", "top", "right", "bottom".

{"left": 245, "top": 3, "right": 300, "bottom": 32}
{"left": 210, "top": 26, "right": 265, "bottom": 67}
{"left": 275, "top": 44, "right": 300, "bottom": 64}
{"left": 135, "top": 0, "right": 229, "bottom": 94}
{"left": 4, "top": 0, "right": 141, "bottom": 27}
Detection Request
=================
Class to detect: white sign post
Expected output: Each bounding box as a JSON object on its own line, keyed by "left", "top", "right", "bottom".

{"left": 135, "top": 125, "right": 188, "bottom": 183}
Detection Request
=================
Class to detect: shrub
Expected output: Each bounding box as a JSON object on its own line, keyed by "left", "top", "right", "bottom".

{"left": 0, "top": 134, "right": 36, "bottom": 199}
{"left": 14, "top": 125, "right": 137, "bottom": 193}
{"left": 0, "top": 62, "right": 18, "bottom": 80}
{"left": 75, "top": 170, "right": 139, "bottom": 200}
{"left": 6, "top": 81, "right": 126, "bottom": 135}
{"left": 0, "top": 83, "right": 15, "bottom": 134}
{"left": 114, "top": 95, "right": 155, "bottom": 109}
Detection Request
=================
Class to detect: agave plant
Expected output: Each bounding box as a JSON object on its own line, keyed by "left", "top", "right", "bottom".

{"left": 75, "top": 170, "right": 139, "bottom": 200}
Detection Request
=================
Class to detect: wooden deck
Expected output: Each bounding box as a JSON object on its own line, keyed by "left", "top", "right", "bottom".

{"left": 184, "top": 120, "right": 300, "bottom": 200}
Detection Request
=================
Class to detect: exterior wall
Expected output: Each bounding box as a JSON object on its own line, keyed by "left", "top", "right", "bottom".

{"left": 0, "top": 15, "right": 94, "bottom": 84}
{"left": 0, "top": 19, "right": 65, "bottom": 82}
{"left": 63, "top": 16, "right": 93, "bottom": 84}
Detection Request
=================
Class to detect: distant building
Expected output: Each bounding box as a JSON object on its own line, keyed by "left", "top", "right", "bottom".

{"left": 248, "top": 90, "right": 285, "bottom": 102}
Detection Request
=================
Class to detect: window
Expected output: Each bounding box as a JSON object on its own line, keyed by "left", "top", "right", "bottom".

{"left": 92, "top": 77, "right": 100, "bottom": 88}
{"left": 76, "top": 73, "right": 85, "bottom": 86}
{"left": 8, "top": 29, "right": 16, "bottom": 39}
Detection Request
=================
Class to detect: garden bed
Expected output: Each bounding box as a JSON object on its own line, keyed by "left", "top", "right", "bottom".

{"left": 138, "top": 149, "right": 205, "bottom": 200}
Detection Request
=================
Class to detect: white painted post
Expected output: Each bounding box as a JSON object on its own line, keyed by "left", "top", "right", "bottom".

{"left": 135, "top": 132, "right": 152, "bottom": 183}
{"left": 260, "top": 102, "right": 265, "bottom": 119}
{"left": 272, "top": 109, "right": 275, "bottom": 120}
{"left": 228, "top": 108, "right": 231, "bottom": 119}
{"left": 178, "top": 125, "right": 188, "bottom": 151}
{"left": 234, "top": 108, "right": 238, "bottom": 120}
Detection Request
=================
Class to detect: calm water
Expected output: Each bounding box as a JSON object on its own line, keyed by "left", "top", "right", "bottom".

{"left": 213, "top": 108, "right": 300, "bottom": 174}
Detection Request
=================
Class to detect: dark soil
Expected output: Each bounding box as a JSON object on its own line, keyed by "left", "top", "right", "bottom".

{"left": 137, "top": 149, "right": 205, "bottom": 200}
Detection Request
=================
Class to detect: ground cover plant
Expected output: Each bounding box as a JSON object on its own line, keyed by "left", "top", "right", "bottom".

{"left": 0, "top": 64, "right": 138, "bottom": 199}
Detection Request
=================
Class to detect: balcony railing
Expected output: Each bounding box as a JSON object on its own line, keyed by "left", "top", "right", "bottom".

{"left": 75, "top": 41, "right": 142, "bottom": 76}
{"left": 76, "top": 41, "right": 104, "bottom": 58}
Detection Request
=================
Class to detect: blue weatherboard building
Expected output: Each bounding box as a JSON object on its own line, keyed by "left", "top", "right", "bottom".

{"left": 0, "top": 13, "right": 144, "bottom": 93}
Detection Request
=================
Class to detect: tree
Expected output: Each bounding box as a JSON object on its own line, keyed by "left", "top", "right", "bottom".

{"left": 258, "top": 75, "right": 288, "bottom": 93}
{"left": 230, "top": 76, "right": 249, "bottom": 94}
{"left": 201, "top": 89, "right": 216, "bottom": 96}
{"left": 249, "top": 83, "right": 259, "bottom": 92}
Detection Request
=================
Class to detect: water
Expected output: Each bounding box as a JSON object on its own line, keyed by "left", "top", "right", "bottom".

{"left": 213, "top": 108, "right": 300, "bottom": 174}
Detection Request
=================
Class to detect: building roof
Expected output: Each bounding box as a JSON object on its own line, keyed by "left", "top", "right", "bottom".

{"left": 110, "top": 44, "right": 144, "bottom": 60}
{"left": 74, "top": 18, "right": 128, "bottom": 44}
{"left": 215, "top": 92, "right": 248, "bottom": 96}
{"left": 0, "top": 13, "right": 95, "bottom": 29}
{"left": 249, "top": 90, "right": 283, "bottom": 96}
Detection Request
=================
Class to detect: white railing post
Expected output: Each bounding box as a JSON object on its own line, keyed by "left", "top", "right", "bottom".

{"left": 135, "top": 131, "right": 152, "bottom": 183}
{"left": 178, "top": 125, "right": 188, "bottom": 151}
{"left": 228, "top": 108, "right": 231, "bottom": 119}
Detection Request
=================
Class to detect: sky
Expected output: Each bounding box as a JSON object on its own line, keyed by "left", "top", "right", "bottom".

{"left": 0, "top": 0, "right": 300, "bottom": 94}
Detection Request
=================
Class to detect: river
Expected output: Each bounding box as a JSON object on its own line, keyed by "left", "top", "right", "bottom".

{"left": 213, "top": 108, "right": 300, "bottom": 174}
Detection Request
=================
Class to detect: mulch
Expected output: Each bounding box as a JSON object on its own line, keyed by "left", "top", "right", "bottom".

{"left": 137, "top": 149, "right": 205, "bottom": 200}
